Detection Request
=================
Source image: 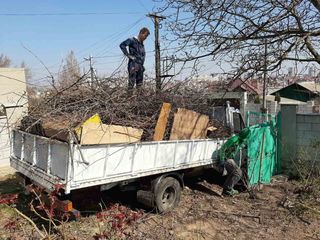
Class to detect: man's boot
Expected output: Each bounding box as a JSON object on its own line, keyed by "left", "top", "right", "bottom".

{"left": 222, "top": 188, "right": 239, "bottom": 196}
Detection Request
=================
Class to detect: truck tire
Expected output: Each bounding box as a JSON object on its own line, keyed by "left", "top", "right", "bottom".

{"left": 154, "top": 177, "right": 181, "bottom": 213}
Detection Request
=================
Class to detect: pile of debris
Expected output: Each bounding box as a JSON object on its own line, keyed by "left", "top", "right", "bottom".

{"left": 21, "top": 82, "right": 231, "bottom": 144}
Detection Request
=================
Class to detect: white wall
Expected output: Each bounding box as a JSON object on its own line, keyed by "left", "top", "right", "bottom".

{"left": 280, "top": 105, "right": 320, "bottom": 171}
{"left": 297, "top": 101, "right": 315, "bottom": 114}
{"left": 296, "top": 114, "right": 320, "bottom": 144}
{"left": 0, "top": 68, "right": 27, "bottom": 166}
{"left": 246, "top": 100, "right": 316, "bottom": 125}
{"left": 245, "top": 101, "right": 280, "bottom": 125}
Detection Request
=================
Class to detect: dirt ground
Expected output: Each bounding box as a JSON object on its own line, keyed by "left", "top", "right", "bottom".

{"left": 0, "top": 172, "right": 319, "bottom": 240}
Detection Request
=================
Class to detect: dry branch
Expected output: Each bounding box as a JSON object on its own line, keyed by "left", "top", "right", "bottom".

{"left": 12, "top": 206, "right": 45, "bottom": 238}
{"left": 22, "top": 80, "right": 232, "bottom": 141}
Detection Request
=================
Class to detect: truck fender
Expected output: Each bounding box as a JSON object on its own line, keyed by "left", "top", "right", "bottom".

{"left": 152, "top": 172, "right": 184, "bottom": 193}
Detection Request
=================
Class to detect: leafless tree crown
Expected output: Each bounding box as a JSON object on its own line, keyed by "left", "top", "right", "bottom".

{"left": 58, "top": 50, "right": 81, "bottom": 87}
{"left": 159, "top": 0, "right": 320, "bottom": 75}
{"left": 0, "top": 54, "right": 12, "bottom": 67}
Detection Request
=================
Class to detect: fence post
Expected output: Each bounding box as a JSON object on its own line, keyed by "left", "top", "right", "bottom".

{"left": 240, "top": 92, "right": 247, "bottom": 123}
{"left": 258, "top": 130, "right": 266, "bottom": 188}
{"left": 279, "top": 104, "right": 297, "bottom": 173}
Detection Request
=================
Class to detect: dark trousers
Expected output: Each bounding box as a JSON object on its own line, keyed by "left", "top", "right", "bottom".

{"left": 128, "top": 61, "right": 144, "bottom": 89}
{"left": 223, "top": 159, "right": 242, "bottom": 191}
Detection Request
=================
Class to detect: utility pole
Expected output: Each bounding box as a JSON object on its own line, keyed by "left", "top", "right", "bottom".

{"left": 84, "top": 55, "right": 95, "bottom": 87}
{"left": 147, "top": 13, "right": 166, "bottom": 93}
{"left": 262, "top": 39, "right": 268, "bottom": 113}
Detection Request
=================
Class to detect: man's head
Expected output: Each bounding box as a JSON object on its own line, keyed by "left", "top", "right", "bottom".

{"left": 138, "top": 27, "right": 150, "bottom": 42}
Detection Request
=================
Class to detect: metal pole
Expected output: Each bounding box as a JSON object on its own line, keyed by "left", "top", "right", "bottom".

{"left": 84, "top": 55, "right": 95, "bottom": 87}
{"left": 262, "top": 40, "right": 267, "bottom": 113}
{"left": 155, "top": 16, "right": 161, "bottom": 92}
{"left": 147, "top": 13, "right": 166, "bottom": 93}
{"left": 258, "top": 131, "right": 266, "bottom": 190}
{"left": 89, "top": 55, "right": 94, "bottom": 87}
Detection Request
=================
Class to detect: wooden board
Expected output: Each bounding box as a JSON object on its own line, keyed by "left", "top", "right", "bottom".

{"left": 169, "top": 108, "right": 209, "bottom": 140}
{"left": 153, "top": 102, "right": 171, "bottom": 141}
{"left": 77, "top": 122, "right": 143, "bottom": 145}
{"left": 190, "top": 114, "right": 210, "bottom": 139}
{"left": 75, "top": 113, "right": 142, "bottom": 145}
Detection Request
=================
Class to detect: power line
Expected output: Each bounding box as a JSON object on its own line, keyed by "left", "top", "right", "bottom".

{"left": 93, "top": 17, "right": 147, "bottom": 58}
{"left": 93, "top": 54, "right": 124, "bottom": 59}
{"left": 25, "top": 16, "right": 146, "bottom": 80}
{"left": 0, "top": 73, "right": 38, "bottom": 86}
{"left": 94, "top": 46, "right": 179, "bottom": 59}
{"left": 71, "top": 16, "right": 146, "bottom": 58}
{"left": 0, "top": 12, "right": 144, "bottom": 16}
{"left": 19, "top": 16, "right": 158, "bottom": 85}
{"left": 137, "top": 0, "right": 149, "bottom": 12}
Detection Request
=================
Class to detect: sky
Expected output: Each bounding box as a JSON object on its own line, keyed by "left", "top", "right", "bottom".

{"left": 1, "top": 0, "right": 313, "bottom": 88}
{"left": 0, "top": 0, "right": 163, "bottom": 86}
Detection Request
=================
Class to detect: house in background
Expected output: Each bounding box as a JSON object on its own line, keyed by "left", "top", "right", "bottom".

{"left": 269, "top": 82, "right": 320, "bottom": 114}
{"left": 227, "top": 78, "right": 262, "bottom": 102}
{"left": 0, "top": 68, "right": 27, "bottom": 167}
{"left": 271, "top": 82, "right": 320, "bottom": 103}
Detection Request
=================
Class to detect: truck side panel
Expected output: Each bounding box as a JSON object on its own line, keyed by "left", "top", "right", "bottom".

{"left": 12, "top": 130, "right": 69, "bottom": 180}
{"left": 11, "top": 129, "right": 224, "bottom": 193}
{"left": 70, "top": 140, "right": 222, "bottom": 189}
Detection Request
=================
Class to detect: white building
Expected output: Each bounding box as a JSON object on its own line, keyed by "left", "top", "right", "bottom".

{"left": 0, "top": 68, "right": 27, "bottom": 166}
{"left": 191, "top": 73, "right": 227, "bottom": 82}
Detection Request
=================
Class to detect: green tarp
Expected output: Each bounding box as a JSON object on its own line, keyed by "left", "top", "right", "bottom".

{"left": 246, "top": 112, "right": 281, "bottom": 185}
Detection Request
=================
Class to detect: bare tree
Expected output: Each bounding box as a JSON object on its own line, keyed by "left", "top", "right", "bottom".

{"left": 0, "top": 54, "right": 12, "bottom": 67}
{"left": 58, "top": 50, "right": 81, "bottom": 87}
{"left": 20, "top": 61, "right": 32, "bottom": 81}
{"left": 158, "top": 0, "right": 320, "bottom": 76}
{"left": 0, "top": 54, "right": 33, "bottom": 81}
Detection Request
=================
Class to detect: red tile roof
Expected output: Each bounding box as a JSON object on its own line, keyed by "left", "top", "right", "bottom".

{"left": 227, "top": 79, "right": 262, "bottom": 95}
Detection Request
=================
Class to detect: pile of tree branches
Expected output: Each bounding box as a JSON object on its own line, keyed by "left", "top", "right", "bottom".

{"left": 23, "top": 78, "right": 232, "bottom": 141}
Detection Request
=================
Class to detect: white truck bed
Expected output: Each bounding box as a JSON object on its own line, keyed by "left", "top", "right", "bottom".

{"left": 10, "top": 129, "right": 224, "bottom": 194}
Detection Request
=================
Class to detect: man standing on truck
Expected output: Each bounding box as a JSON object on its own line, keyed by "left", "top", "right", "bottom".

{"left": 218, "top": 128, "right": 250, "bottom": 196}
{"left": 120, "top": 27, "right": 150, "bottom": 91}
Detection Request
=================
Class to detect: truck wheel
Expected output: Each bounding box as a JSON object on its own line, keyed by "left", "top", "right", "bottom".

{"left": 154, "top": 177, "right": 181, "bottom": 213}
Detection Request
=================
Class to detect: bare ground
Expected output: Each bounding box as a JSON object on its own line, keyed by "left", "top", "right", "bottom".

{"left": 130, "top": 178, "right": 320, "bottom": 240}
{"left": 0, "top": 173, "right": 320, "bottom": 240}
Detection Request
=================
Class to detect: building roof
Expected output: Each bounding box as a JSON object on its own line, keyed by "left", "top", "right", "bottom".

{"left": 298, "top": 82, "right": 320, "bottom": 93}
{"left": 227, "top": 79, "right": 262, "bottom": 95}
{"left": 266, "top": 95, "right": 306, "bottom": 105}
{"left": 271, "top": 81, "right": 320, "bottom": 102}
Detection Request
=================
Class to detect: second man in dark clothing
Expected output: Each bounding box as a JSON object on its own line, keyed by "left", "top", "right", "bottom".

{"left": 120, "top": 27, "right": 150, "bottom": 90}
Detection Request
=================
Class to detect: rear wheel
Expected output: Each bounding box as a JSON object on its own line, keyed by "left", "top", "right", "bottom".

{"left": 154, "top": 177, "right": 181, "bottom": 213}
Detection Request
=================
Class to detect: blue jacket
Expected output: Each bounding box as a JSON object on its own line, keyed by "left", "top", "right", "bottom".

{"left": 120, "top": 37, "right": 146, "bottom": 65}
